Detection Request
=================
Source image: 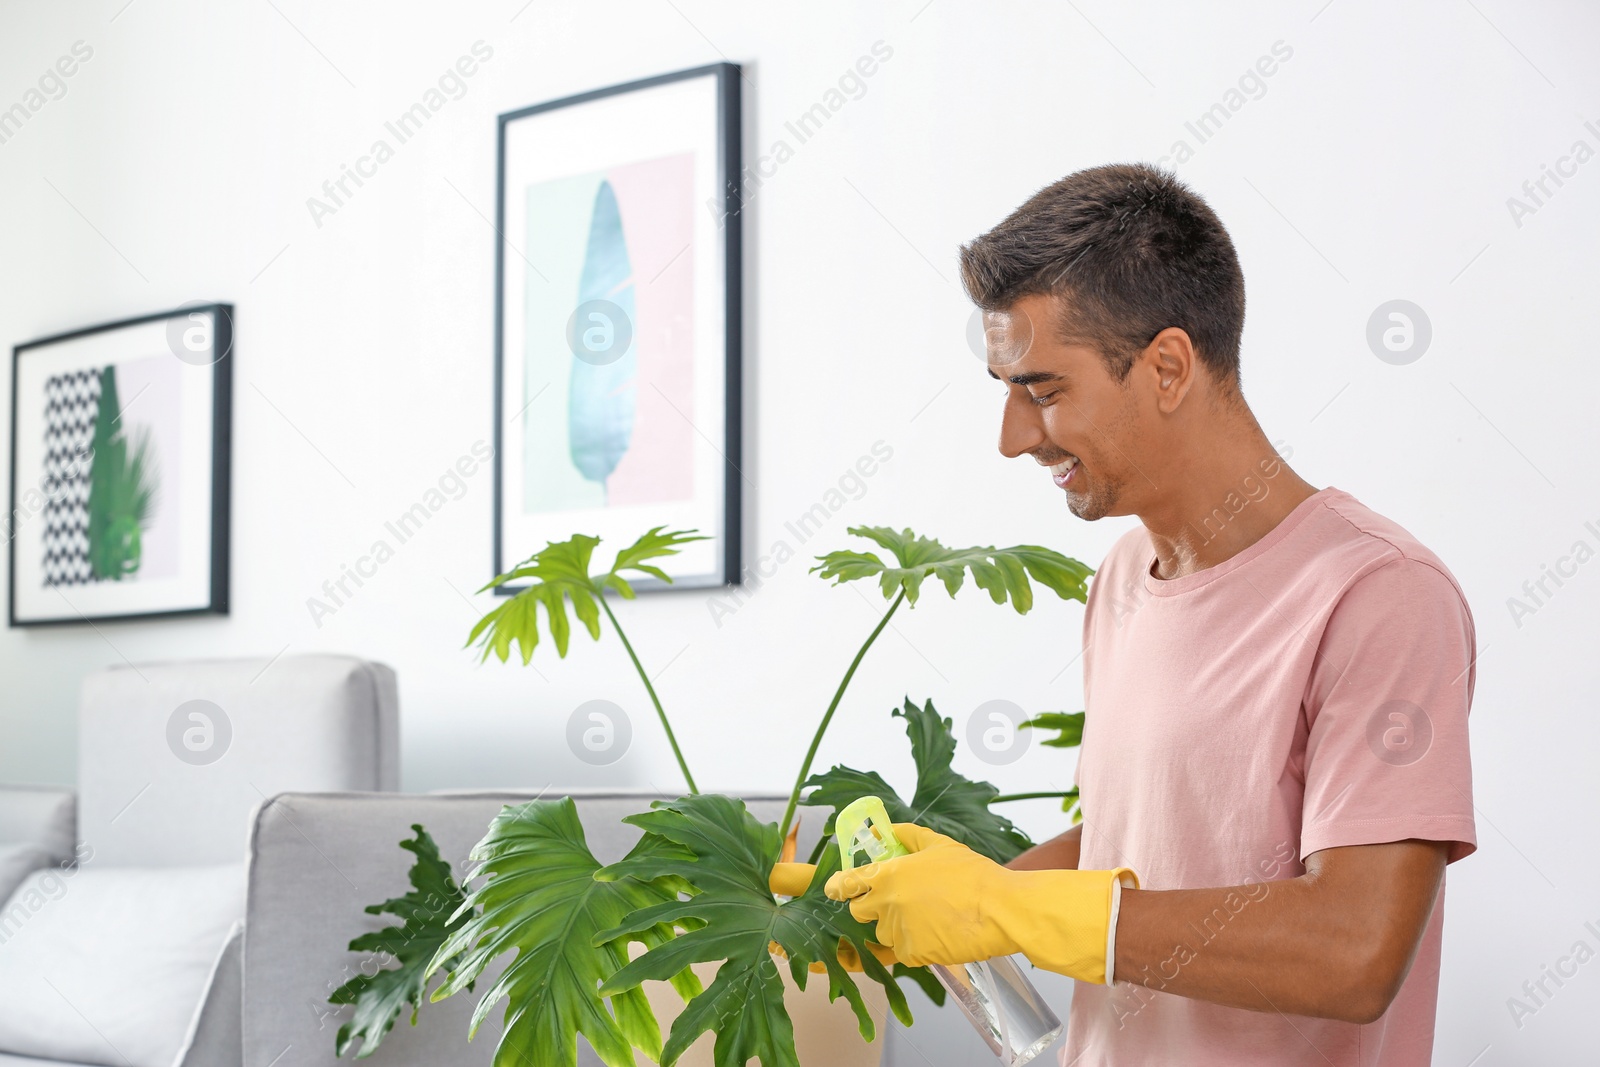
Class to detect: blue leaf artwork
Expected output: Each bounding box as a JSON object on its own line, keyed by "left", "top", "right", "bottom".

{"left": 567, "top": 179, "right": 637, "bottom": 498}
{"left": 519, "top": 153, "right": 695, "bottom": 517}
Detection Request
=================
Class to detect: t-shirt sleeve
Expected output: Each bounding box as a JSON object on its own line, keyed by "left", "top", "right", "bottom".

{"left": 1299, "top": 555, "right": 1478, "bottom": 863}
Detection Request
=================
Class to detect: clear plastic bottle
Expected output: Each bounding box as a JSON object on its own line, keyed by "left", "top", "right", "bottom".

{"left": 833, "top": 797, "right": 1063, "bottom": 1066}
{"left": 934, "top": 955, "right": 1062, "bottom": 1066}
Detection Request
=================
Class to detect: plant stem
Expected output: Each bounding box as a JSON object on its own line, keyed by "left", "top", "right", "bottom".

{"left": 599, "top": 595, "right": 699, "bottom": 795}
{"left": 778, "top": 588, "right": 906, "bottom": 840}
{"left": 805, "top": 833, "right": 831, "bottom": 866}
{"left": 991, "top": 790, "right": 1079, "bottom": 803}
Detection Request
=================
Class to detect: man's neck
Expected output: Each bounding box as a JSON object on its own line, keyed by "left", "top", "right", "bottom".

{"left": 1139, "top": 424, "right": 1319, "bottom": 582}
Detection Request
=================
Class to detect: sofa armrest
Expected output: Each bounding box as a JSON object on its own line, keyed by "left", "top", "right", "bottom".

{"left": 245, "top": 792, "right": 510, "bottom": 1067}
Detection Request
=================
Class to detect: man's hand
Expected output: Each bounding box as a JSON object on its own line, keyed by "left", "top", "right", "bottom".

{"left": 767, "top": 860, "right": 899, "bottom": 972}
{"left": 823, "top": 822, "right": 1137, "bottom": 984}
{"left": 823, "top": 823, "right": 1010, "bottom": 966}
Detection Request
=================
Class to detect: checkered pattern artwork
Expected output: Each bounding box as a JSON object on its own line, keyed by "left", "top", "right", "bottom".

{"left": 39, "top": 367, "right": 103, "bottom": 588}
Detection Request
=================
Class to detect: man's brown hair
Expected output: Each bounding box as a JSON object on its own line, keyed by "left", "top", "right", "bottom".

{"left": 959, "top": 162, "right": 1247, "bottom": 394}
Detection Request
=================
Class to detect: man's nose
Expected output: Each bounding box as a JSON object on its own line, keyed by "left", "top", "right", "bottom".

{"left": 998, "top": 392, "right": 1045, "bottom": 460}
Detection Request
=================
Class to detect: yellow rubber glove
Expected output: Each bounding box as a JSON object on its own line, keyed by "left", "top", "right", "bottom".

{"left": 823, "top": 822, "right": 1138, "bottom": 985}
{"left": 769, "top": 861, "right": 820, "bottom": 898}
{"left": 768, "top": 861, "right": 900, "bottom": 972}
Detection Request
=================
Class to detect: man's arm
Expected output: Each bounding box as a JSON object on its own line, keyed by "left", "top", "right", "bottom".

{"left": 1006, "top": 823, "right": 1082, "bottom": 871}
{"left": 1111, "top": 839, "right": 1447, "bottom": 1024}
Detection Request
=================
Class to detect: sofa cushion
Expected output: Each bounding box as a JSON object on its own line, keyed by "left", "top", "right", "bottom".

{"left": 0, "top": 864, "right": 244, "bottom": 1067}
{"left": 0, "top": 787, "right": 75, "bottom": 860}
{"left": 0, "top": 846, "right": 53, "bottom": 911}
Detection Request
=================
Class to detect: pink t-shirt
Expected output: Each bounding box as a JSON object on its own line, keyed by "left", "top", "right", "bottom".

{"left": 1061, "top": 486, "right": 1477, "bottom": 1067}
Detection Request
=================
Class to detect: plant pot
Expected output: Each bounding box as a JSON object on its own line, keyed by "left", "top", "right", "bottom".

{"left": 636, "top": 954, "right": 889, "bottom": 1066}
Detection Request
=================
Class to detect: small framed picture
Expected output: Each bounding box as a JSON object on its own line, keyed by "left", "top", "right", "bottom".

{"left": 493, "top": 62, "right": 742, "bottom": 593}
{"left": 8, "top": 304, "right": 232, "bottom": 626}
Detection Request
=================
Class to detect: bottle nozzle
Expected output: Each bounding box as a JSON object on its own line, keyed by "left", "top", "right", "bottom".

{"left": 835, "top": 796, "right": 910, "bottom": 870}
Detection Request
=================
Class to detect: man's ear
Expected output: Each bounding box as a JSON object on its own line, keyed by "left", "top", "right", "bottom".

{"left": 1147, "top": 327, "right": 1198, "bottom": 413}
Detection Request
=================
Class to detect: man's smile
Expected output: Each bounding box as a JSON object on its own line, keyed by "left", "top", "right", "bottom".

{"left": 1042, "top": 454, "right": 1080, "bottom": 488}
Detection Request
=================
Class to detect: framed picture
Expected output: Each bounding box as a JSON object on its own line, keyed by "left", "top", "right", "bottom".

{"left": 493, "top": 62, "right": 742, "bottom": 593}
{"left": 8, "top": 304, "right": 232, "bottom": 626}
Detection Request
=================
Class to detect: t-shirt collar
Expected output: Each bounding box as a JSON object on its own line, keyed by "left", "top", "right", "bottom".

{"left": 1142, "top": 486, "right": 1343, "bottom": 597}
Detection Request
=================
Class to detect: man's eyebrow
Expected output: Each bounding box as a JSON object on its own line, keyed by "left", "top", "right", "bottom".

{"left": 986, "top": 368, "right": 1064, "bottom": 386}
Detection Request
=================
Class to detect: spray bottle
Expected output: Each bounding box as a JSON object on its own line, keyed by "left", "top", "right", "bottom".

{"left": 833, "top": 796, "right": 1063, "bottom": 1066}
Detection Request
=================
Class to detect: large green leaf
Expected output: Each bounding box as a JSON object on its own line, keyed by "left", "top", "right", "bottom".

{"left": 1020, "top": 710, "right": 1084, "bottom": 748}
{"left": 600, "top": 525, "right": 708, "bottom": 599}
{"left": 594, "top": 794, "right": 918, "bottom": 1067}
{"left": 424, "top": 798, "right": 701, "bottom": 1067}
{"left": 810, "top": 526, "right": 1092, "bottom": 611}
{"left": 329, "top": 825, "right": 472, "bottom": 1058}
{"left": 469, "top": 534, "right": 602, "bottom": 662}
{"left": 801, "top": 697, "right": 1034, "bottom": 865}
{"left": 467, "top": 527, "right": 706, "bottom": 663}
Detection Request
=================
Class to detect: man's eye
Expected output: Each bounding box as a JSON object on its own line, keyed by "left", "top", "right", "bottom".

{"left": 1029, "top": 391, "right": 1056, "bottom": 407}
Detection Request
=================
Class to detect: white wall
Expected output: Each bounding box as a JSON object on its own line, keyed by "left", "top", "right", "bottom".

{"left": 1, "top": 0, "right": 1596, "bottom": 1060}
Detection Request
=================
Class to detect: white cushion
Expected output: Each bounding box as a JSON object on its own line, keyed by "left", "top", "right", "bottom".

{"left": 0, "top": 846, "right": 52, "bottom": 912}
{"left": 0, "top": 788, "right": 75, "bottom": 860}
{"left": 0, "top": 864, "right": 243, "bottom": 1067}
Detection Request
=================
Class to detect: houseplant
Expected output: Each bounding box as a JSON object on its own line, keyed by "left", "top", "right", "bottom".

{"left": 329, "top": 525, "right": 1092, "bottom": 1067}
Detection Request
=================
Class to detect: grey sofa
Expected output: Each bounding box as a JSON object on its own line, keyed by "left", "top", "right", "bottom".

{"left": 244, "top": 790, "right": 1072, "bottom": 1067}
{"left": 0, "top": 654, "right": 399, "bottom": 1067}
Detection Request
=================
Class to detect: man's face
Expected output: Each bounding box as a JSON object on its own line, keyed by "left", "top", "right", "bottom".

{"left": 985, "top": 292, "right": 1146, "bottom": 521}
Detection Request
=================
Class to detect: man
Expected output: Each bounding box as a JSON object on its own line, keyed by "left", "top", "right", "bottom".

{"left": 822, "top": 163, "right": 1477, "bottom": 1065}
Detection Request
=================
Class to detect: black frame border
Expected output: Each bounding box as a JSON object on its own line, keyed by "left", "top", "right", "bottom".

{"left": 8, "top": 303, "right": 233, "bottom": 627}
{"left": 491, "top": 61, "right": 743, "bottom": 596}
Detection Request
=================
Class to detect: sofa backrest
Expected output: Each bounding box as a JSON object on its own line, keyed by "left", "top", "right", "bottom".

{"left": 79, "top": 655, "right": 399, "bottom": 866}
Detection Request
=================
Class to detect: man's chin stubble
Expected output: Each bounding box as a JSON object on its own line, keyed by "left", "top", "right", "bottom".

{"left": 1065, "top": 483, "right": 1117, "bottom": 522}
